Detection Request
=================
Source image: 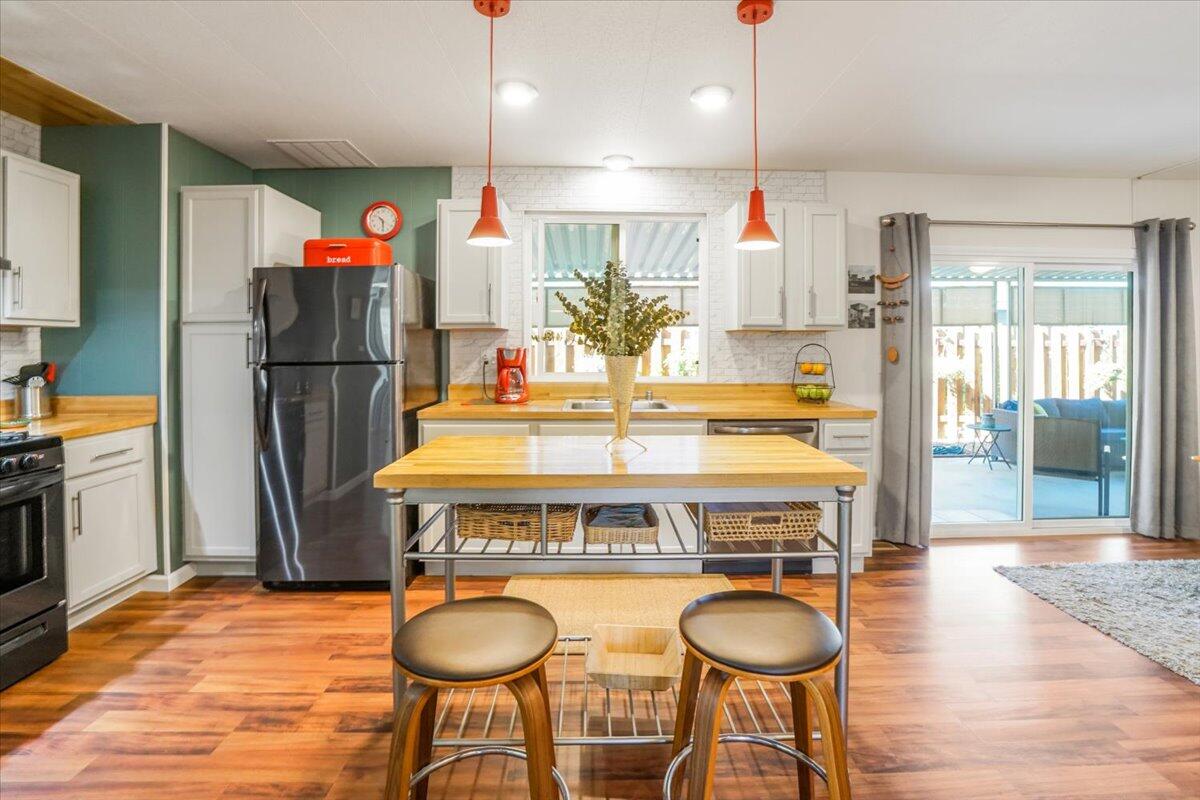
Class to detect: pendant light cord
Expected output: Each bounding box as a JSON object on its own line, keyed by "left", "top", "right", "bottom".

{"left": 487, "top": 15, "right": 495, "bottom": 187}
{"left": 752, "top": 19, "right": 759, "bottom": 191}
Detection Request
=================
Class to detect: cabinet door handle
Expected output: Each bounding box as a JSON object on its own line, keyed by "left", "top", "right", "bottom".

{"left": 91, "top": 447, "right": 133, "bottom": 462}
{"left": 809, "top": 287, "right": 817, "bottom": 320}
{"left": 245, "top": 333, "right": 253, "bottom": 368}
{"left": 487, "top": 283, "right": 494, "bottom": 316}
{"left": 72, "top": 495, "right": 81, "bottom": 537}
{"left": 778, "top": 286, "right": 785, "bottom": 320}
{"left": 12, "top": 265, "right": 21, "bottom": 309}
{"left": 246, "top": 278, "right": 253, "bottom": 312}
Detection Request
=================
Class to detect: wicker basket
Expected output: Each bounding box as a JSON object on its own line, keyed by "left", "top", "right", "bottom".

{"left": 583, "top": 504, "right": 660, "bottom": 545}
{"left": 455, "top": 504, "right": 579, "bottom": 542}
{"left": 703, "top": 502, "right": 821, "bottom": 542}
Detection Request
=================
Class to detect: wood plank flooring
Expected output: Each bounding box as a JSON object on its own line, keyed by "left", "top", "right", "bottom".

{"left": 2, "top": 534, "right": 1197, "bottom": 799}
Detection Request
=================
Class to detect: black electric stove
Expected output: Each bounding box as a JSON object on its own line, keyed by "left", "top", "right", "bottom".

{"left": 0, "top": 430, "right": 68, "bottom": 689}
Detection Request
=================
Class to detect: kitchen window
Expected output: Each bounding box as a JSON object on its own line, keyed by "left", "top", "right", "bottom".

{"left": 530, "top": 214, "right": 706, "bottom": 380}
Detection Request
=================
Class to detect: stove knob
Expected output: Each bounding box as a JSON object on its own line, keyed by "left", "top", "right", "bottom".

{"left": 18, "top": 453, "right": 43, "bottom": 470}
{"left": 0, "top": 458, "right": 16, "bottom": 476}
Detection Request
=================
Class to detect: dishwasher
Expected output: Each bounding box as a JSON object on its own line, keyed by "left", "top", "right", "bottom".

{"left": 701, "top": 419, "right": 820, "bottom": 576}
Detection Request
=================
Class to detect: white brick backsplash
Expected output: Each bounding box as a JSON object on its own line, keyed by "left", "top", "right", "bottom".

{"left": 448, "top": 166, "right": 826, "bottom": 384}
{"left": 0, "top": 327, "right": 42, "bottom": 401}
{"left": 0, "top": 113, "right": 43, "bottom": 401}
{"left": 1, "top": 111, "right": 41, "bottom": 160}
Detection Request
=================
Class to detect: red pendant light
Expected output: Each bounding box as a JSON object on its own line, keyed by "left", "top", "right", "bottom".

{"left": 734, "top": 0, "right": 779, "bottom": 251}
{"left": 467, "top": 0, "right": 513, "bottom": 248}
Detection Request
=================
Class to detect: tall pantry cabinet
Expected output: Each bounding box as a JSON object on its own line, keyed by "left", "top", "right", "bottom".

{"left": 179, "top": 186, "right": 320, "bottom": 564}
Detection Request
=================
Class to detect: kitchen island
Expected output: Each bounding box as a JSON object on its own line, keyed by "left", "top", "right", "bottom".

{"left": 373, "top": 434, "right": 866, "bottom": 747}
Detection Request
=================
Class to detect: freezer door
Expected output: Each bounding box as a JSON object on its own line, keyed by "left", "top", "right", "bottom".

{"left": 252, "top": 265, "right": 396, "bottom": 364}
{"left": 255, "top": 363, "right": 396, "bottom": 583}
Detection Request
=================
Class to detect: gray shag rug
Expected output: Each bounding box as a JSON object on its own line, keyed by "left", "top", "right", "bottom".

{"left": 994, "top": 559, "right": 1200, "bottom": 684}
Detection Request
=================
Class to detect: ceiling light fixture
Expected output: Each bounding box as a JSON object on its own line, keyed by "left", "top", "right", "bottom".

{"left": 496, "top": 79, "right": 538, "bottom": 107}
{"left": 734, "top": 0, "right": 779, "bottom": 251}
{"left": 467, "top": 0, "right": 513, "bottom": 248}
{"left": 690, "top": 84, "right": 733, "bottom": 111}
{"left": 602, "top": 154, "right": 633, "bottom": 172}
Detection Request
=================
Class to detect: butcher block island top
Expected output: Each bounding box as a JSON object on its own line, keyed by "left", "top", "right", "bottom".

{"left": 373, "top": 434, "right": 867, "bottom": 490}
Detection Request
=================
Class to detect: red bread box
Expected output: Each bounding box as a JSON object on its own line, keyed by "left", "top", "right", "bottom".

{"left": 303, "top": 238, "right": 393, "bottom": 267}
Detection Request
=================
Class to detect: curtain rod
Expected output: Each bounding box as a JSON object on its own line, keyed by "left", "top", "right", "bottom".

{"left": 878, "top": 216, "right": 1196, "bottom": 231}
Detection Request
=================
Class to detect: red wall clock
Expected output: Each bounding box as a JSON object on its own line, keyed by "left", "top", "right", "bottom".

{"left": 361, "top": 200, "right": 403, "bottom": 240}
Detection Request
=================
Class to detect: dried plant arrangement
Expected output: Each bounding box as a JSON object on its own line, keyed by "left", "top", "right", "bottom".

{"left": 554, "top": 261, "right": 687, "bottom": 356}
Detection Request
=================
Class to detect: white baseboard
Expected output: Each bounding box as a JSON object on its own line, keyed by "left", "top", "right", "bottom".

{"left": 141, "top": 563, "right": 198, "bottom": 593}
{"left": 67, "top": 573, "right": 152, "bottom": 630}
{"left": 191, "top": 559, "right": 256, "bottom": 577}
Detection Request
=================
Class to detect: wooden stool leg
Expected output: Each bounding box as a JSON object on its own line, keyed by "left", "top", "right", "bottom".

{"left": 790, "top": 682, "right": 814, "bottom": 800}
{"left": 685, "top": 667, "right": 735, "bottom": 800}
{"left": 533, "top": 664, "right": 556, "bottom": 767}
{"left": 508, "top": 672, "right": 558, "bottom": 800}
{"left": 411, "top": 688, "right": 438, "bottom": 800}
{"left": 672, "top": 651, "right": 703, "bottom": 756}
{"left": 384, "top": 681, "right": 437, "bottom": 800}
{"left": 806, "top": 676, "right": 852, "bottom": 800}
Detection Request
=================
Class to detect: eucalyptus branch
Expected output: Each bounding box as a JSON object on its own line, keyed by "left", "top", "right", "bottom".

{"left": 555, "top": 261, "right": 687, "bottom": 357}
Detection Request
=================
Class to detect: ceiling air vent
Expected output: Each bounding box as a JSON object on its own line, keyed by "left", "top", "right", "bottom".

{"left": 267, "top": 139, "right": 376, "bottom": 168}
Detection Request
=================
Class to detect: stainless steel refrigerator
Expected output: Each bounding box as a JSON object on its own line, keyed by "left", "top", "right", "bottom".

{"left": 251, "top": 264, "right": 440, "bottom": 587}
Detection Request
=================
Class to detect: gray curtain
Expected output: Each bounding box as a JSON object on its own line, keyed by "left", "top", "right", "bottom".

{"left": 875, "top": 213, "right": 933, "bottom": 547}
{"left": 1132, "top": 219, "right": 1200, "bottom": 539}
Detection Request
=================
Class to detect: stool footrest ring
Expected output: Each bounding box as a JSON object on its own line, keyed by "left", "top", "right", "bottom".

{"left": 662, "top": 733, "right": 828, "bottom": 800}
{"left": 410, "top": 745, "right": 570, "bottom": 799}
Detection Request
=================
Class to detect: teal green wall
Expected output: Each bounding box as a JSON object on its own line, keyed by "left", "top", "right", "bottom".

{"left": 166, "top": 128, "right": 253, "bottom": 571}
{"left": 252, "top": 167, "right": 449, "bottom": 279}
{"left": 40, "top": 125, "right": 162, "bottom": 396}
{"left": 40, "top": 124, "right": 166, "bottom": 568}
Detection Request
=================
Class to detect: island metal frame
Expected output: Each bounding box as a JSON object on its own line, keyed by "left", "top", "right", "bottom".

{"left": 386, "top": 484, "right": 855, "bottom": 748}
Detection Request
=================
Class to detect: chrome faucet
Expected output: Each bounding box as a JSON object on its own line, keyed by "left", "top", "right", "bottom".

{"left": 644, "top": 388, "right": 654, "bottom": 401}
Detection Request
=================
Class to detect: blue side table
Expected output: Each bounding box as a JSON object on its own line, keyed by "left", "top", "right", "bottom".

{"left": 966, "top": 423, "right": 1013, "bottom": 470}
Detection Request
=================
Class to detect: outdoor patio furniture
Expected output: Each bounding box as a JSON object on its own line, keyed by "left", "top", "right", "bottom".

{"left": 991, "top": 398, "right": 1127, "bottom": 515}
{"left": 966, "top": 423, "right": 1013, "bottom": 470}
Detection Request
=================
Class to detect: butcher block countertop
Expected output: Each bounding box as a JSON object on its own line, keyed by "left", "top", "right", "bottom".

{"left": 1, "top": 396, "right": 157, "bottom": 441}
{"left": 373, "top": 434, "right": 868, "bottom": 490}
{"left": 418, "top": 383, "right": 876, "bottom": 421}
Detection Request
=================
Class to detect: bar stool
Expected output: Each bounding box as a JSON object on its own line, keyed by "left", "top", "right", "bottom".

{"left": 665, "top": 590, "right": 851, "bottom": 800}
{"left": 385, "top": 595, "right": 569, "bottom": 800}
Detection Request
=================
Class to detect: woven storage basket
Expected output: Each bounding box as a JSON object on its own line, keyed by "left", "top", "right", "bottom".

{"left": 703, "top": 502, "right": 821, "bottom": 542}
{"left": 455, "top": 504, "right": 579, "bottom": 542}
{"left": 583, "top": 504, "right": 660, "bottom": 545}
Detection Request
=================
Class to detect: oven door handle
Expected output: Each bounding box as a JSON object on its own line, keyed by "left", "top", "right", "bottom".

{"left": 0, "top": 466, "right": 63, "bottom": 502}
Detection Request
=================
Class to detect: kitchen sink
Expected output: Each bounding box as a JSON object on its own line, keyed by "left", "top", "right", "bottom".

{"left": 562, "top": 398, "right": 674, "bottom": 411}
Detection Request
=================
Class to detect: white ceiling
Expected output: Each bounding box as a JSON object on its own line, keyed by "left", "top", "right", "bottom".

{"left": 2, "top": 0, "right": 1197, "bottom": 178}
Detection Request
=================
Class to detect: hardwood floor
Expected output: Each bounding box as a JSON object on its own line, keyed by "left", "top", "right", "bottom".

{"left": 2, "top": 534, "right": 1197, "bottom": 799}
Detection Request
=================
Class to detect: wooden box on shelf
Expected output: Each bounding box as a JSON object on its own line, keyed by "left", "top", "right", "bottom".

{"left": 585, "top": 624, "right": 683, "bottom": 692}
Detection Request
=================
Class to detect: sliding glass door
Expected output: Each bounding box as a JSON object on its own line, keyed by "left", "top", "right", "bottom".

{"left": 1030, "top": 267, "right": 1132, "bottom": 519}
{"left": 931, "top": 259, "right": 1134, "bottom": 531}
{"left": 931, "top": 265, "right": 1023, "bottom": 524}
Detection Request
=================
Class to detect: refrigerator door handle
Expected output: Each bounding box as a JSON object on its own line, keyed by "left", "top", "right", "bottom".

{"left": 254, "top": 366, "right": 273, "bottom": 451}
{"left": 254, "top": 276, "right": 270, "bottom": 363}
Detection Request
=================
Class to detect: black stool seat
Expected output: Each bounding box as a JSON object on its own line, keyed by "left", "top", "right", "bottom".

{"left": 392, "top": 596, "right": 558, "bottom": 684}
{"left": 679, "top": 590, "right": 841, "bottom": 678}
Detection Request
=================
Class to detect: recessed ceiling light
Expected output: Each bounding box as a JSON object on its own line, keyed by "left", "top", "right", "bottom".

{"left": 602, "top": 154, "right": 633, "bottom": 172}
{"left": 690, "top": 85, "right": 733, "bottom": 111}
{"left": 496, "top": 80, "right": 538, "bottom": 106}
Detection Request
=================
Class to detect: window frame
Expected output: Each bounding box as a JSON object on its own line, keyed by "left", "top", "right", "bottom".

{"left": 525, "top": 210, "right": 709, "bottom": 383}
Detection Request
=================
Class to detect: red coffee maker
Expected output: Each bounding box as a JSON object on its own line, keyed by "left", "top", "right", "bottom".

{"left": 494, "top": 347, "right": 529, "bottom": 404}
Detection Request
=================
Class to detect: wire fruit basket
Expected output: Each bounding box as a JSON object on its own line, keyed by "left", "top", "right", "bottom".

{"left": 790, "top": 343, "right": 836, "bottom": 404}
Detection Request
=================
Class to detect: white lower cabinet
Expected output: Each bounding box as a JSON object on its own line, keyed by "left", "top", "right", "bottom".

{"left": 181, "top": 323, "right": 255, "bottom": 559}
{"left": 64, "top": 427, "right": 157, "bottom": 611}
{"left": 818, "top": 420, "right": 875, "bottom": 569}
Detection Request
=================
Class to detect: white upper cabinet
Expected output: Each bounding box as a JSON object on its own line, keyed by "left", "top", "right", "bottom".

{"left": 725, "top": 201, "right": 847, "bottom": 331}
{"left": 799, "top": 204, "right": 847, "bottom": 327}
{"left": 725, "top": 202, "right": 786, "bottom": 329}
{"left": 181, "top": 185, "right": 320, "bottom": 323}
{"left": 436, "top": 198, "right": 508, "bottom": 329}
{"left": 0, "top": 151, "right": 80, "bottom": 327}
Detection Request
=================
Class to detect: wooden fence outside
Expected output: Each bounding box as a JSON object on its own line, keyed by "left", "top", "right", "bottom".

{"left": 934, "top": 324, "right": 1127, "bottom": 442}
